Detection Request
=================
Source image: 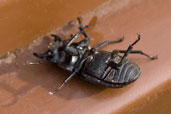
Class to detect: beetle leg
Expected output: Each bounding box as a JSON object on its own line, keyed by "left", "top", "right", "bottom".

{"left": 66, "top": 32, "right": 81, "bottom": 47}
{"left": 118, "top": 34, "right": 141, "bottom": 66}
{"left": 49, "top": 71, "right": 76, "bottom": 95}
{"left": 49, "top": 55, "right": 90, "bottom": 95}
{"left": 63, "top": 30, "right": 84, "bottom": 57}
{"left": 77, "top": 17, "right": 90, "bottom": 45}
{"left": 77, "top": 17, "right": 83, "bottom": 28}
{"left": 28, "top": 61, "right": 43, "bottom": 65}
{"left": 64, "top": 47, "right": 79, "bottom": 56}
{"left": 94, "top": 37, "right": 124, "bottom": 50}
{"left": 119, "top": 50, "right": 158, "bottom": 60}
{"left": 78, "top": 39, "right": 90, "bottom": 47}
{"left": 64, "top": 17, "right": 91, "bottom": 52}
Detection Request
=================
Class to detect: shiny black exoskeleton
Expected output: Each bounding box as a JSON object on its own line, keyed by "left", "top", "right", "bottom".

{"left": 31, "top": 17, "right": 157, "bottom": 95}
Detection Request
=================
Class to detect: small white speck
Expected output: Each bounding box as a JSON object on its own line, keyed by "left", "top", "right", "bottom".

{"left": 49, "top": 92, "right": 54, "bottom": 95}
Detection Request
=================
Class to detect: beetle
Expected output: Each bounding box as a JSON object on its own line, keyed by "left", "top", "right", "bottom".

{"left": 29, "top": 17, "right": 157, "bottom": 95}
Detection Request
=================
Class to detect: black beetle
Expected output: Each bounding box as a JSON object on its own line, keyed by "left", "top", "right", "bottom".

{"left": 30, "top": 17, "right": 157, "bottom": 95}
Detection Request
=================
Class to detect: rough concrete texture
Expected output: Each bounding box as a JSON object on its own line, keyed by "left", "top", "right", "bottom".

{"left": 0, "top": 0, "right": 171, "bottom": 114}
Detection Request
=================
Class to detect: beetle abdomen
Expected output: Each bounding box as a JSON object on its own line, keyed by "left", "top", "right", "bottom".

{"left": 83, "top": 51, "right": 111, "bottom": 78}
{"left": 104, "top": 60, "right": 141, "bottom": 84}
{"left": 80, "top": 51, "right": 141, "bottom": 88}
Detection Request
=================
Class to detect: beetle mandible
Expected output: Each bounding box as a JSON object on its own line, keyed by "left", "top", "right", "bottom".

{"left": 29, "top": 17, "right": 157, "bottom": 95}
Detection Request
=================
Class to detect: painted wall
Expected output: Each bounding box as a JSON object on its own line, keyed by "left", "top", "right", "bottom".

{"left": 0, "top": 0, "right": 106, "bottom": 55}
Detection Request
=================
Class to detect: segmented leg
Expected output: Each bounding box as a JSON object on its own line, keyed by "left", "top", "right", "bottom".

{"left": 49, "top": 56, "right": 91, "bottom": 95}
{"left": 77, "top": 17, "right": 91, "bottom": 45}
{"left": 94, "top": 37, "right": 124, "bottom": 50}
{"left": 118, "top": 34, "right": 141, "bottom": 66}
{"left": 64, "top": 47, "right": 79, "bottom": 56}
{"left": 28, "top": 61, "right": 42, "bottom": 65}
{"left": 77, "top": 17, "right": 90, "bottom": 39}
{"left": 66, "top": 32, "right": 81, "bottom": 47}
{"left": 118, "top": 50, "right": 158, "bottom": 60}
{"left": 64, "top": 24, "right": 90, "bottom": 55}
{"left": 49, "top": 71, "right": 76, "bottom": 95}
{"left": 64, "top": 17, "right": 91, "bottom": 53}
{"left": 63, "top": 32, "right": 82, "bottom": 56}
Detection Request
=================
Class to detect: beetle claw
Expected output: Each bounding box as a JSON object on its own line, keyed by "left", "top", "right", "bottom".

{"left": 151, "top": 55, "right": 158, "bottom": 60}
{"left": 118, "top": 37, "right": 124, "bottom": 42}
{"left": 27, "top": 61, "right": 42, "bottom": 65}
{"left": 49, "top": 91, "right": 56, "bottom": 95}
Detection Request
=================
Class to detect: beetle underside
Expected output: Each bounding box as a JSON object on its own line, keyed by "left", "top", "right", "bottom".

{"left": 29, "top": 17, "right": 157, "bottom": 95}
